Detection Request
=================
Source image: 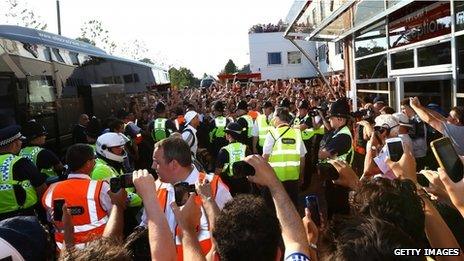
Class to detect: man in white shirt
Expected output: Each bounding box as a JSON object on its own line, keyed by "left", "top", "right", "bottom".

{"left": 182, "top": 111, "right": 200, "bottom": 157}
{"left": 141, "top": 137, "right": 232, "bottom": 259}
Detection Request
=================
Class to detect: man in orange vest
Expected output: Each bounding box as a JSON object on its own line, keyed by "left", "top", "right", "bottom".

{"left": 140, "top": 137, "right": 232, "bottom": 260}
{"left": 42, "top": 144, "right": 126, "bottom": 250}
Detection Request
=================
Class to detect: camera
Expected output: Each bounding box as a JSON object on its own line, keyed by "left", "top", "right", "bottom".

{"left": 317, "top": 162, "right": 340, "bottom": 180}
{"left": 110, "top": 173, "right": 134, "bottom": 193}
{"left": 351, "top": 107, "right": 374, "bottom": 121}
{"left": 308, "top": 106, "right": 327, "bottom": 117}
{"left": 174, "top": 182, "right": 196, "bottom": 206}
{"left": 232, "top": 161, "right": 255, "bottom": 178}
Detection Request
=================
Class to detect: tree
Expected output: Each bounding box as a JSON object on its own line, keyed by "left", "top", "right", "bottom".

{"left": 120, "top": 39, "right": 148, "bottom": 61}
{"left": 139, "top": 58, "right": 154, "bottom": 64}
{"left": 4, "top": 0, "right": 47, "bottom": 30}
{"left": 169, "top": 67, "right": 196, "bottom": 89}
{"left": 75, "top": 37, "right": 93, "bottom": 45}
{"left": 79, "top": 20, "right": 117, "bottom": 54}
{"left": 224, "top": 59, "right": 238, "bottom": 74}
{"left": 239, "top": 64, "right": 251, "bottom": 74}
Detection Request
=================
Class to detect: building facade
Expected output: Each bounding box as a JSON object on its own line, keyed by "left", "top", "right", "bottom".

{"left": 286, "top": 0, "right": 464, "bottom": 111}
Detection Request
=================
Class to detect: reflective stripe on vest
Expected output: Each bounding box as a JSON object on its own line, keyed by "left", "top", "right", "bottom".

{"left": 0, "top": 154, "right": 37, "bottom": 214}
{"left": 214, "top": 117, "right": 227, "bottom": 138}
{"left": 257, "top": 114, "right": 272, "bottom": 147}
{"left": 268, "top": 127, "right": 302, "bottom": 182}
{"left": 156, "top": 172, "right": 220, "bottom": 260}
{"left": 19, "top": 146, "right": 57, "bottom": 177}
{"left": 239, "top": 115, "right": 253, "bottom": 138}
{"left": 152, "top": 118, "right": 168, "bottom": 141}
{"left": 320, "top": 125, "right": 354, "bottom": 165}
{"left": 42, "top": 178, "right": 108, "bottom": 249}
{"left": 301, "top": 126, "right": 325, "bottom": 140}
{"left": 223, "top": 143, "right": 247, "bottom": 176}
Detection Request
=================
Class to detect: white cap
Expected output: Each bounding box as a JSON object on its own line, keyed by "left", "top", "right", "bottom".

{"left": 184, "top": 111, "right": 198, "bottom": 125}
{"left": 392, "top": 113, "right": 413, "bottom": 128}
{"left": 374, "top": 114, "right": 399, "bottom": 129}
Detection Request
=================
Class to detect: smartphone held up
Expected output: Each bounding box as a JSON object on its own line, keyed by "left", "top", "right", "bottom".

{"left": 431, "top": 137, "right": 464, "bottom": 183}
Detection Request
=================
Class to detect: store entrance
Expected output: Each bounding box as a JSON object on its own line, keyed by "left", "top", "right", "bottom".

{"left": 396, "top": 74, "right": 452, "bottom": 113}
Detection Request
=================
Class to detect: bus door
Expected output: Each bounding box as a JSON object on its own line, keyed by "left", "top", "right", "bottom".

{"left": 0, "top": 74, "right": 17, "bottom": 125}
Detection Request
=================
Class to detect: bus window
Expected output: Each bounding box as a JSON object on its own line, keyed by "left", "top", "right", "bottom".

{"left": 43, "top": 47, "right": 52, "bottom": 62}
{"left": 52, "top": 48, "right": 65, "bottom": 63}
{"left": 69, "top": 52, "right": 80, "bottom": 66}
{"left": 28, "top": 75, "right": 56, "bottom": 103}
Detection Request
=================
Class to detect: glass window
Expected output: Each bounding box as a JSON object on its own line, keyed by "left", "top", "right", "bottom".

{"left": 391, "top": 50, "right": 414, "bottom": 69}
{"left": 123, "top": 74, "right": 134, "bottom": 83}
{"left": 268, "top": 52, "right": 282, "bottom": 65}
{"left": 353, "top": 0, "right": 385, "bottom": 26}
{"left": 456, "top": 35, "right": 464, "bottom": 92}
{"left": 404, "top": 79, "right": 451, "bottom": 111}
{"left": 318, "top": 45, "right": 326, "bottom": 61}
{"left": 355, "top": 20, "right": 387, "bottom": 58}
{"left": 114, "top": 76, "right": 123, "bottom": 84}
{"left": 287, "top": 51, "right": 302, "bottom": 64}
{"left": 69, "top": 52, "right": 80, "bottom": 66}
{"left": 102, "top": 76, "right": 114, "bottom": 84}
{"left": 335, "top": 41, "right": 343, "bottom": 55}
{"left": 355, "top": 54, "right": 387, "bottom": 79}
{"left": 357, "top": 82, "right": 389, "bottom": 91}
{"left": 388, "top": 2, "right": 451, "bottom": 49}
{"left": 133, "top": 73, "right": 140, "bottom": 83}
{"left": 417, "top": 42, "right": 451, "bottom": 67}
{"left": 22, "top": 43, "right": 39, "bottom": 58}
{"left": 387, "top": 0, "right": 401, "bottom": 9}
{"left": 457, "top": 98, "right": 464, "bottom": 106}
{"left": 455, "top": 1, "right": 464, "bottom": 32}
{"left": 52, "top": 48, "right": 65, "bottom": 63}
{"left": 28, "top": 75, "right": 56, "bottom": 103}
{"left": 320, "top": 1, "right": 326, "bottom": 21}
{"left": 43, "top": 47, "right": 52, "bottom": 62}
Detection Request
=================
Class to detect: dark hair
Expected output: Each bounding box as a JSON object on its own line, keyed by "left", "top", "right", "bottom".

{"left": 274, "top": 106, "right": 293, "bottom": 123}
{"left": 154, "top": 137, "right": 192, "bottom": 167}
{"left": 451, "top": 106, "right": 464, "bottom": 124}
{"left": 400, "top": 98, "right": 410, "bottom": 107}
{"left": 352, "top": 178, "right": 425, "bottom": 242}
{"left": 319, "top": 216, "right": 424, "bottom": 261}
{"left": 59, "top": 237, "right": 131, "bottom": 261}
{"left": 108, "top": 119, "right": 124, "bottom": 132}
{"left": 66, "top": 144, "right": 95, "bottom": 171}
{"left": 213, "top": 195, "right": 281, "bottom": 261}
{"left": 381, "top": 106, "right": 395, "bottom": 114}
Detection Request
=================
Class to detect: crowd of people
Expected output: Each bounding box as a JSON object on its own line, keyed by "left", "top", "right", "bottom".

{"left": 0, "top": 77, "right": 464, "bottom": 260}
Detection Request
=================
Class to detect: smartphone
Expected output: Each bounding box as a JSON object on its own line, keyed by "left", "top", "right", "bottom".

{"left": 416, "top": 173, "right": 430, "bottom": 187}
{"left": 232, "top": 161, "right": 255, "bottom": 178}
{"left": 431, "top": 137, "right": 464, "bottom": 183}
{"left": 386, "top": 137, "right": 403, "bottom": 162}
{"left": 53, "top": 199, "right": 65, "bottom": 221}
{"left": 174, "top": 182, "right": 196, "bottom": 206}
{"left": 110, "top": 173, "right": 134, "bottom": 193}
{"left": 305, "top": 195, "right": 321, "bottom": 227}
{"left": 317, "top": 163, "right": 339, "bottom": 180}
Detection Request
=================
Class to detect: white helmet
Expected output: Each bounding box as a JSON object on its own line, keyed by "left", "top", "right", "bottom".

{"left": 96, "top": 132, "right": 129, "bottom": 162}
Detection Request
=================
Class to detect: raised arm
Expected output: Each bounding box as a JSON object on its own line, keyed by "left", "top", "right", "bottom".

{"left": 410, "top": 97, "right": 445, "bottom": 134}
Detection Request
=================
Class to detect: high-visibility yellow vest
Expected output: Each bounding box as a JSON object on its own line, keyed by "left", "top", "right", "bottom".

{"left": 209, "top": 116, "right": 227, "bottom": 142}
{"left": 0, "top": 154, "right": 38, "bottom": 214}
{"left": 320, "top": 125, "right": 353, "bottom": 165}
{"left": 239, "top": 114, "right": 253, "bottom": 138}
{"left": 293, "top": 115, "right": 325, "bottom": 141}
{"left": 19, "top": 146, "right": 57, "bottom": 177}
{"left": 152, "top": 118, "right": 168, "bottom": 142}
{"left": 268, "top": 127, "right": 302, "bottom": 182}
{"left": 223, "top": 142, "right": 247, "bottom": 176}
{"left": 257, "top": 114, "right": 273, "bottom": 147}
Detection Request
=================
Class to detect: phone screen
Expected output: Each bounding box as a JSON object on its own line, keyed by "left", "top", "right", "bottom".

{"left": 387, "top": 140, "right": 403, "bottom": 162}
{"left": 53, "top": 199, "right": 65, "bottom": 221}
{"left": 305, "top": 195, "right": 321, "bottom": 226}
{"left": 121, "top": 173, "right": 134, "bottom": 188}
{"left": 433, "top": 138, "right": 464, "bottom": 183}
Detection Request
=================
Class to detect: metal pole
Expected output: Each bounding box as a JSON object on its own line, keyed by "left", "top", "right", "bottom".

{"left": 286, "top": 36, "right": 335, "bottom": 97}
{"left": 56, "top": 0, "right": 61, "bottom": 35}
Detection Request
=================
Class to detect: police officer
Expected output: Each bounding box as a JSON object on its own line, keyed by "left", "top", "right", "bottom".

{"left": 149, "top": 102, "right": 176, "bottom": 143}
{"left": 252, "top": 101, "right": 274, "bottom": 155}
{"left": 85, "top": 116, "right": 103, "bottom": 151}
{"left": 214, "top": 122, "right": 253, "bottom": 196}
{"left": 318, "top": 98, "right": 353, "bottom": 219}
{"left": 0, "top": 124, "right": 46, "bottom": 220}
{"left": 20, "top": 120, "right": 64, "bottom": 178}
{"left": 236, "top": 100, "right": 254, "bottom": 148}
{"left": 208, "top": 101, "right": 230, "bottom": 162}
{"left": 263, "top": 107, "right": 306, "bottom": 207}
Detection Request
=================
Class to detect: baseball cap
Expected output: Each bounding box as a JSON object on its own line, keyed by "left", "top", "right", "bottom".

{"left": 184, "top": 111, "right": 198, "bottom": 125}
{"left": 392, "top": 113, "right": 413, "bottom": 128}
{"left": 374, "top": 114, "right": 399, "bottom": 129}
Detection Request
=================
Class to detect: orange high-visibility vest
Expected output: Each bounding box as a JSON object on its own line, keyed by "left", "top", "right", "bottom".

{"left": 157, "top": 172, "right": 220, "bottom": 261}
{"left": 175, "top": 116, "right": 185, "bottom": 131}
{"left": 42, "top": 178, "right": 109, "bottom": 250}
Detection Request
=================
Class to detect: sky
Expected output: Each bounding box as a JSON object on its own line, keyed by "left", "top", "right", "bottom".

{"left": 0, "top": 0, "right": 295, "bottom": 77}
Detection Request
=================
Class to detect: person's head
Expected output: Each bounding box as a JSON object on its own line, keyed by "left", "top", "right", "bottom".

{"left": 224, "top": 122, "right": 242, "bottom": 142}
{"left": 327, "top": 98, "right": 350, "bottom": 129}
{"left": 392, "top": 112, "right": 413, "bottom": 135}
{"left": 22, "top": 120, "right": 47, "bottom": 145}
{"left": 184, "top": 111, "right": 199, "bottom": 128}
{"left": 373, "top": 101, "right": 385, "bottom": 115}
{"left": 95, "top": 132, "right": 129, "bottom": 163}
{"left": 108, "top": 119, "right": 125, "bottom": 133}
{"left": 213, "top": 195, "right": 282, "bottom": 261}
{"left": 380, "top": 106, "right": 395, "bottom": 115}
{"left": 374, "top": 114, "right": 400, "bottom": 139}
{"left": 319, "top": 215, "right": 423, "bottom": 261}
{"left": 86, "top": 117, "right": 102, "bottom": 143}
{"left": 213, "top": 101, "right": 225, "bottom": 116}
{"left": 297, "top": 100, "right": 309, "bottom": 116}
{"left": 0, "top": 125, "right": 24, "bottom": 155}
{"left": 155, "top": 102, "right": 166, "bottom": 116}
{"left": 152, "top": 137, "right": 192, "bottom": 184}
{"left": 400, "top": 99, "right": 416, "bottom": 118}
{"left": 78, "top": 114, "right": 90, "bottom": 126}
{"left": 66, "top": 144, "right": 96, "bottom": 174}
{"left": 447, "top": 106, "right": 464, "bottom": 126}
{"left": 352, "top": 178, "right": 425, "bottom": 241}
{"left": 59, "top": 237, "right": 131, "bottom": 261}
{"left": 236, "top": 100, "right": 248, "bottom": 116}
{"left": 272, "top": 107, "right": 292, "bottom": 126}
{"left": 262, "top": 101, "right": 274, "bottom": 116}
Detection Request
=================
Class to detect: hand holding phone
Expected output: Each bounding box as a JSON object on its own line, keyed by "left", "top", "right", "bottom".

{"left": 431, "top": 137, "right": 464, "bottom": 183}
{"left": 305, "top": 195, "right": 321, "bottom": 227}
{"left": 386, "top": 137, "right": 403, "bottom": 162}
{"left": 174, "top": 182, "right": 196, "bottom": 206}
{"left": 53, "top": 199, "right": 65, "bottom": 221}
{"left": 110, "top": 173, "right": 134, "bottom": 193}
{"left": 232, "top": 161, "right": 255, "bottom": 178}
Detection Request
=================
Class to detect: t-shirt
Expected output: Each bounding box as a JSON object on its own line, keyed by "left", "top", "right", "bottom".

{"left": 442, "top": 122, "right": 464, "bottom": 156}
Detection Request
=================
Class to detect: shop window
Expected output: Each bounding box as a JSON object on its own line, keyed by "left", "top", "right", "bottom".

{"left": 457, "top": 35, "right": 464, "bottom": 93}
{"left": 355, "top": 54, "right": 387, "bottom": 79}
{"left": 391, "top": 50, "right": 414, "bottom": 69}
{"left": 388, "top": 2, "right": 451, "bottom": 49}
{"left": 455, "top": 1, "right": 464, "bottom": 32}
{"left": 335, "top": 41, "right": 343, "bottom": 55}
{"left": 268, "top": 52, "right": 282, "bottom": 65}
{"left": 417, "top": 42, "right": 451, "bottom": 67}
{"left": 288, "top": 51, "right": 302, "bottom": 64}
{"left": 457, "top": 97, "right": 464, "bottom": 106}
{"left": 357, "top": 82, "right": 389, "bottom": 91}
{"left": 354, "top": 0, "right": 385, "bottom": 26}
{"left": 318, "top": 45, "right": 326, "bottom": 61}
{"left": 355, "top": 20, "right": 387, "bottom": 58}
